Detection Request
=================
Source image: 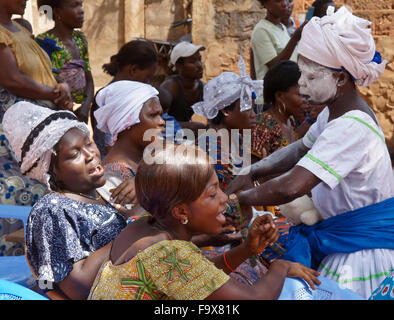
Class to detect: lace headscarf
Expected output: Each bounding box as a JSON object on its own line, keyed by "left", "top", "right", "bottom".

{"left": 3, "top": 101, "right": 90, "bottom": 187}
{"left": 192, "top": 56, "right": 264, "bottom": 119}
{"left": 94, "top": 80, "right": 159, "bottom": 146}
{"left": 298, "top": 6, "right": 386, "bottom": 87}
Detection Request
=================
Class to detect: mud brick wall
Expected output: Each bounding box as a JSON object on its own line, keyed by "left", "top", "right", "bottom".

{"left": 22, "top": 1, "right": 393, "bottom": 144}
{"left": 193, "top": 0, "right": 394, "bottom": 145}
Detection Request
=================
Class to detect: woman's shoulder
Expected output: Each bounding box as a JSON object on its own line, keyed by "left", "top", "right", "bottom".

{"left": 31, "top": 192, "right": 107, "bottom": 215}
{"left": 0, "top": 25, "right": 14, "bottom": 46}
{"left": 137, "top": 239, "right": 230, "bottom": 300}
{"left": 36, "top": 30, "right": 54, "bottom": 39}
{"left": 73, "top": 30, "right": 88, "bottom": 41}
{"left": 328, "top": 109, "right": 383, "bottom": 136}
{"left": 340, "top": 109, "right": 379, "bottom": 126}
{"left": 141, "top": 239, "right": 201, "bottom": 255}
{"left": 136, "top": 239, "right": 204, "bottom": 271}
{"left": 29, "top": 193, "right": 69, "bottom": 220}
{"left": 252, "top": 19, "right": 273, "bottom": 35}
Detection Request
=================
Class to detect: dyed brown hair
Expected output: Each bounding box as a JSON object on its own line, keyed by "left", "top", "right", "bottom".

{"left": 135, "top": 143, "right": 214, "bottom": 220}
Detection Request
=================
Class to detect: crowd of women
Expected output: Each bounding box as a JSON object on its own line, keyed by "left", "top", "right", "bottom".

{"left": 0, "top": 0, "right": 393, "bottom": 301}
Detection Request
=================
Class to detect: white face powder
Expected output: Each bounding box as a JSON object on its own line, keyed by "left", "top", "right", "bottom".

{"left": 298, "top": 55, "right": 339, "bottom": 105}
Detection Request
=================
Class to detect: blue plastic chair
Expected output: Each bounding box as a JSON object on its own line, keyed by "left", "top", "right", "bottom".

{"left": 0, "top": 204, "right": 35, "bottom": 288}
{"left": 0, "top": 279, "right": 47, "bottom": 300}
{"left": 278, "top": 276, "right": 365, "bottom": 300}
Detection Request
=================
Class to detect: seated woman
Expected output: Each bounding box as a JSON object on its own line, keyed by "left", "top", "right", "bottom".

{"left": 36, "top": 0, "right": 94, "bottom": 123}
{"left": 92, "top": 40, "right": 160, "bottom": 158}
{"left": 95, "top": 80, "right": 248, "bottom": 251}
{"left": 94, "top": 80, "right": 165, "bottom": 210}
{"left": 0, "top": 0, "right": 72, "bottom": 256}
{"left": 193, "top": 56, "right": 261, "bottom": 192}
{"left": 227, "top": 6, "right": 394, "bottom": 299}
{"left": 191, "top": 57, "right": 270, "bottom": 283}
{"left": 3, "top": 101, "right": 127, "bottom": 300}
{"left": 251, "top": 60, "right": 311, "bottom": 160}
{"left": 88, "top": 143, "right": 321, "bottom": 300}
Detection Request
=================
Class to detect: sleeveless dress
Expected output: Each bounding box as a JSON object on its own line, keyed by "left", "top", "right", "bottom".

{"left": 167, "top": 75, "right": 204, "bottom": 122}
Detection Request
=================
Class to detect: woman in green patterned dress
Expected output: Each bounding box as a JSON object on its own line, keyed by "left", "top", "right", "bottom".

{"left": 36, "top": 0, "right": 94, "bottom": 123}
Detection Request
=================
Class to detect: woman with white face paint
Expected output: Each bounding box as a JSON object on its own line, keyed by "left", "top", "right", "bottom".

{"left": 226, "top": 6, "right": 394, "bottom": 299}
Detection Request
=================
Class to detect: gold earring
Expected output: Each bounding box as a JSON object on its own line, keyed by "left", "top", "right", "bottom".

{"left": 181, "top": 217, "right": 188, "bottom": 225}
{"left": 279, "top": 102, "right": 287, "bottom": 114}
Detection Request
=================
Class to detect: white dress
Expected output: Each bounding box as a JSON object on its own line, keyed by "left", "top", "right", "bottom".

{"left": 296, "top": 107, "right": 394, "bottom": 299}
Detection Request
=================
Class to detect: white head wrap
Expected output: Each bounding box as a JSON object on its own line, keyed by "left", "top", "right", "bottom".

{"left": 94, "top": 80, "right": 159, "bottom": 146}
{"left": 2, "top": 101, "right": 90, "bottom": 187}
{"left": 298, "top": 6, "right": 386, "bottom": 87}
{"left": 192, "top": 56, "right": 264, "bottom": 119}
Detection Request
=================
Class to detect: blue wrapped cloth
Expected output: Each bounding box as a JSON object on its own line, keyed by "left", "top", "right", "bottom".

{"left": 265, "top": 197, "right": 394, "bottom": 269}
{"left": 35, "top": 37, "right": 61, "bottom": 74}
{"left": 35, "top": 37, "right": 62, "bottom": 59}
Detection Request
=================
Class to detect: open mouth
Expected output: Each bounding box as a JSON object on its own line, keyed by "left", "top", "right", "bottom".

{"left": 88, "top": 164, "right": 104, "bottom": 177}
{"left": 216, "top": 207, "right": 227, "bottom": 224}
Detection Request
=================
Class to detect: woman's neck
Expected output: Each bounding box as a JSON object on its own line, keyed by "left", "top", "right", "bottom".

{"left": 270, "top": 103, "right": 289, "bottom": 125}
{"left": 113, "top": 72, "right": 131, "bottom": 82}
{"left": 327, "top": 84, "right": 368, "bottom": 121}
{"left": 281, "top": 17, "right": 292, "bottom": 27}
{"left": 152, "top": 218, "right": 192, "bottom": 242}
{"left": 107, "top": 139, "right": 143, "bottom": 169}
{"left": 266, "top": 12, "right": 282, "bottom": 27}
{"left": 51, "top": 22, "right": 74, "bottom": 41}
{"left": 57, "top": 188, "right": 102, "bottom": 203}
{"left": 209, "top": 122, "right": 229, "bottom": 132}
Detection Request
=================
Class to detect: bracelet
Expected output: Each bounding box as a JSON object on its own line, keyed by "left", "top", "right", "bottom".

{"left": 223, "top": 251, "right": 235, "bottom": 272}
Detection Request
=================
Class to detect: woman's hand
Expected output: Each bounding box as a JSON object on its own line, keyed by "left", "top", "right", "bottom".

{"left": 293, "top": 20, "right": 309, "bottom": 42}
{"left": 110, "top": 179, "right": 137, "bottom": 205}
{"left": 243, "top": 214, "right": 280, "bottom": 256}
{"left": 53, "top": 83, "right": 73, "bottom": 110}
{"left": 280, "top": 260, "right": 321, "bottom": 290}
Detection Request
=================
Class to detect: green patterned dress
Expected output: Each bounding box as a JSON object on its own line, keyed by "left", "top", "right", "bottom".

{"left": 36, "top": 30, "right": 91, "bottom": 104}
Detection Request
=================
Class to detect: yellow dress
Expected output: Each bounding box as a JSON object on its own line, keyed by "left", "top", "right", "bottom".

{"left": 0, "top": 22, "right": 57, "bottom": 88}
{"left": 88, "top": 240, "right": 230, "bottom": 300}
{"left": 0, "top": 22, "right": 53, "bottom": 256}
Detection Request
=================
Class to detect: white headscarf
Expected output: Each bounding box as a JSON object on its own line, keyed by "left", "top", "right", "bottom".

{"left": 3, "top": 101, "right": 90, "bottom": 187}
{"left": 192, "top": 56, "right": 264, "bottom": 119}
{"left": 94, "top": 81, "right": 159, "bottom": 145}
{"left": 298, "top": 6, "right": 386, "bottom": 87}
